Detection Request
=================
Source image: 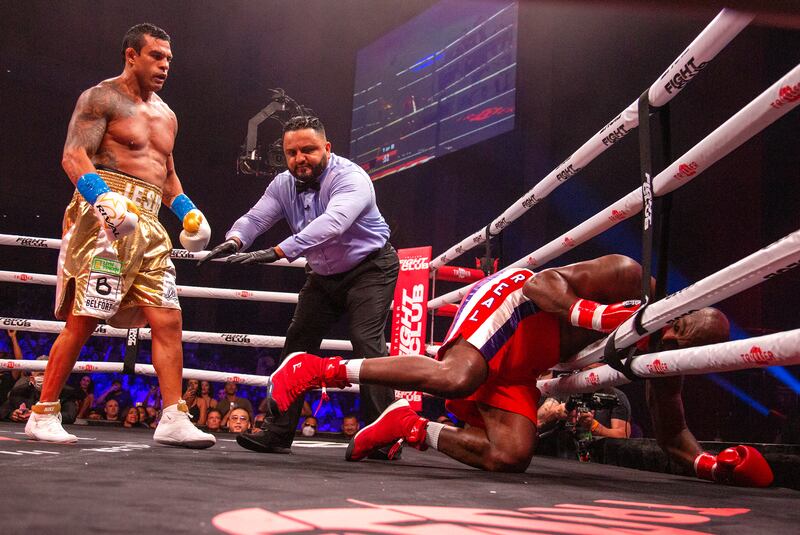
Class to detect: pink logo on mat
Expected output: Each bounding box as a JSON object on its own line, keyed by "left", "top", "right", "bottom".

{"left": 586, "top": 372, "right": 600, "bottom": 386}
{"left": 212, "top": 500, "right": 751, "bottom": 534}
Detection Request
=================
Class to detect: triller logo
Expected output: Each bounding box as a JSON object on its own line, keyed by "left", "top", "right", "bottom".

{"left": 608, "top": 209, "right": 627, "bottom": 222}
{"left": 770, "top": 82, "right": 800, "bottom": 109}
{"left": 740, "top": 346, "right": 776, "bottom": 365}
{"left": 14, "top": 274, "right": 33, "bottom": 282}
{"left": 562, "top": 237, "right": 575, "bottom": 248}
{"left": 646, "top": 359, "right": 669, "bottom": 374}
{"left": 673, "top": 161, "right": 698, "bottom": 181}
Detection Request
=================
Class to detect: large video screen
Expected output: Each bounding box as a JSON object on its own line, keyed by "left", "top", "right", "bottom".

{"left": 350, "top": 0, "right": 518, "bottom": 180}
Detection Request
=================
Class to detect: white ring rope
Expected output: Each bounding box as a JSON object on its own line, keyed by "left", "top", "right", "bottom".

{"left": 430, "top": 61, "right": 800, "bottom": 309}
{"left": 0, "top": 316, "right": 354, "bottom": 351}
{"left": 537, "top": 329, "right": 800, "bottom": 397}
{"left": 428, "top": 8, "right": 754, "bottom": 271}
{"left": 0, "top": 234, "right": 307, "bottom": 269}
{"left": 0, "top": 270, "right": 299, "bottom": 305}
{"left": 0, "top": 358, "right": 358, "bottom": 392}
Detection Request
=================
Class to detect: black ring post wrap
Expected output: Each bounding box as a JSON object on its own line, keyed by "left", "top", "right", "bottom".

{"left": 123, "top": 328, "right": 139, "bottom": 377}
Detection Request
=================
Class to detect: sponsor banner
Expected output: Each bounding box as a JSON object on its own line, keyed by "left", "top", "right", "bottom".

{"left": 390, "top": 246, "right": 432, "bottom": 411}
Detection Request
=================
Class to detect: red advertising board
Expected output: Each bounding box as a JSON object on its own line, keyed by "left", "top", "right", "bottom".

{"left": 389, "top": 246, "right": 432, "bottom": 411}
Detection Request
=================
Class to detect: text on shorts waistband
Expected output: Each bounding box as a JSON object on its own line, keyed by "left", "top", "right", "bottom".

{"left": 95, "top": 168, "right": 163, "bottom": 216}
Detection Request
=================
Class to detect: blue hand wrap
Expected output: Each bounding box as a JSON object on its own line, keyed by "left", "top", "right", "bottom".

{"left": 170, "top": 193, "right": 197, "bottom": 221}
{"left": 76, "top": 172, "right": 110, "bottom": 205}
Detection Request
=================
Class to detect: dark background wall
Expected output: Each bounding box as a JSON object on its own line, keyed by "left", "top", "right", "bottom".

{"left": 1, "top": 1, "right": 798, "bottom": 442}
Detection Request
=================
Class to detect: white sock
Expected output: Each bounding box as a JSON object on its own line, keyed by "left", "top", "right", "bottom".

{"left": 425, "top": 421, "right": 445, "bottom": 450}
{"left": 344, "top": 359, "right": 364, "bottom": 383}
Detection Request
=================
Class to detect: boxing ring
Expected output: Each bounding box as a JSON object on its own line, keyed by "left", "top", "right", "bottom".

{"left": 1, "top": 4, "right": 799, "bottom": 443}
{"left": 1, "top": 7, "right": 799, "bottom": 534}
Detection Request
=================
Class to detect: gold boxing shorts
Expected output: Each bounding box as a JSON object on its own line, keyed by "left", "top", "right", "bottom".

{"left": 55, "top": 168, "right": 180, "bottom": 328}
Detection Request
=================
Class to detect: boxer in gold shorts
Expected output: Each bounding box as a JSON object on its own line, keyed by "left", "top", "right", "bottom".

{"left": 26, "top": 23, "right": 215, "bottom": 448}
{"left": 56, "top": 168, "right": 180, "bottom": 328}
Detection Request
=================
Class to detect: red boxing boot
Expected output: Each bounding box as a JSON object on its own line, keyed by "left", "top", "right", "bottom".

{"left": 694, "top": 445, "right": 773, "bottom": 487}
{"left": 268, "top": 352, "right": 349, "bottom": 412}
{"left": 346, "top": 399, "right": 429, "bottom": 461}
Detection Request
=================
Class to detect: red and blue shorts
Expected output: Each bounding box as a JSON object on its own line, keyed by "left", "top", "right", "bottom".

{"left": 437, "top": 268, "right": 561, "bottom": 429}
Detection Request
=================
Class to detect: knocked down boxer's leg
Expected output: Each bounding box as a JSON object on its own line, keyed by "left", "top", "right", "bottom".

{"left": 346, "top": 400, "right": 537, "bottom": 473}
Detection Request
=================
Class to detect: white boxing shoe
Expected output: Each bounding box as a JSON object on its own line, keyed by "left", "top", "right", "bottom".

{"left": 25, "top": 402, "right": 78, "bottom": 443}
{"left": 154, "top": 400, "right": 216, "bottom": 449}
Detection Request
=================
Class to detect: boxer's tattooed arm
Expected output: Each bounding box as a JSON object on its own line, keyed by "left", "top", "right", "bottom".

{"left": 64, "top": 86, "right": 110, "bottom": 157}
{"left": 63, "top": 83, "right": 135, "bottom": 180}
{"left": 64, "top": 83, "right": 135, "bottom": 157}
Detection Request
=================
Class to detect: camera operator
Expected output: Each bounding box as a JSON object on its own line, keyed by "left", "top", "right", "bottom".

{"left": 571, "top": 387, "right": 631, "bottom": 439}
{"left": 536, "top": 387, "right": 631, "bottom": 460}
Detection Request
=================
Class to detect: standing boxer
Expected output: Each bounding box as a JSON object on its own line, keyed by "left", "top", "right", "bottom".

{"left": 26, "top": 23, "right": 214, "bottom": 448}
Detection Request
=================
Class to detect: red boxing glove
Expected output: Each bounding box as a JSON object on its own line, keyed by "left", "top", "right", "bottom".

{"left": 694, "top": 446, "right": 773, "bottom": 487}
{"left": 569, "top": 299, "right": 642, "bottom": 332}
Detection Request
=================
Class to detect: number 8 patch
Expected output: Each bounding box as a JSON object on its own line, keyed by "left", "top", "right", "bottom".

{"left": 85, "top": 256, "right": 123, "bottom": 313}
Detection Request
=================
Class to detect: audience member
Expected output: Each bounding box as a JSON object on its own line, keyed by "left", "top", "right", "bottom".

{"left": 144, "top": 406, "right": 159, "bottom": 429}
{"left": 300, "top": 416, "right": 318, "bottom": 437}
{"left": 341, "top": 414, "right": 360, "bottom": 439}
{"left": 198, "top": 380, "right": 217, "bottom": 411}
{"left": 122, "top": 406, "right": 148, "bottom": 429}
{"left": 143, "top": 385, "right": 162, "bottom": 410}
{"left": 0, "top": 356, "right": 83, "bottom": 424}
{"left": 0, "top": 330, "right": 23, "bottom": 403}
{"left": 95, "top": 379, "right": 133, "bottom": 410}
{"left": 103, "top": 398, "right": 121, "bottom": 422}
{"left": 76, "top": 375, "right": 95, "bottom": 419}
{"left": 183, "top": 378, "right": 208, "bottom": 425}
{"left": 205, "top": 409, "right": 223, "bottom": 432}
{"left": 217, "top": 381, "right": 253, "bottom": 418}
{"left": 226, "top": 407, "right": 251, "bottom": 433}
